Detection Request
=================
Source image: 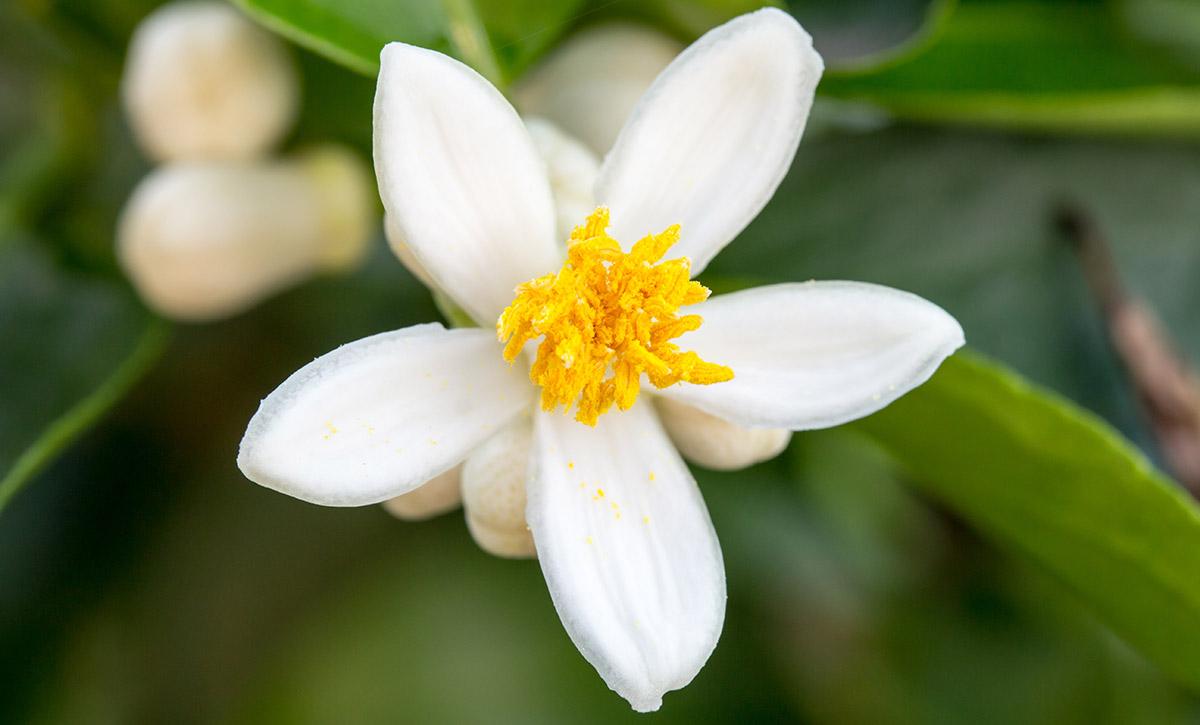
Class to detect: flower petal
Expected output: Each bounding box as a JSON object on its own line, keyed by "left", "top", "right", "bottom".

{"left": 528, "top": 402, "right": 725, "bottom": 712}
{"left": 238, "top": 324, "right": 532, "bottom": 506}
{"left": 595, "top": 8, "right": 822, "bottom": 273}
{"left": 374, "top": 43, "right": 559, "bottom": 325}
{"left": 524, "top": 117, "right": 600, "bottom": 241}
{"left": 658, "top": 282, "right": 965, "bottom": 430}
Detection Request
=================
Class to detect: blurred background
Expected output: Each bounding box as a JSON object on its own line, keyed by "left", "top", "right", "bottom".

{"left": 4, "top": 0, "right": 1200, "bottom": 722}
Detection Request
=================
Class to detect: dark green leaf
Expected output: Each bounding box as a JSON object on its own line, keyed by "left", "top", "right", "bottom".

{"left": 710, "top": 127, "right": 1200, "bottom": 441}
{"left": 232, "top": 0, "right": 585, "bottom": 83}
{"left": 230, "top": 0, "right": 448, "bottom": 75}
{"left": 819, "top": 0, "right": 1200, "bottom": 135}
{"left": 0, "top": 243, "right": 167, "bottom": 512}
{"left": 851, "top": 351, "right": 1200, "bottom": 690}
{"left": 1119, "top": 0, "right": 1200, "bottom": 70}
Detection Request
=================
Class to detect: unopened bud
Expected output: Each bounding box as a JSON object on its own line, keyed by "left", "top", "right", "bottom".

{"left": 382, "top": 465, "right": 462, "bottom": 521}
{"left": 122, "top": 0, "right": 298, "bottom": 162}
{"left": 655, "top": 396, "right": 791, "bottom": 471}
{"left": 525, "top": 117, "right": 600, "bottom": 241}
{"left": 462, "top": 420, "right": 536, "bottom": 559}
{"left": 118, "top": 145, "right": 374, "bottom": 321}
{"left": 514, "top": 23, "right": 683, "bottom": 155}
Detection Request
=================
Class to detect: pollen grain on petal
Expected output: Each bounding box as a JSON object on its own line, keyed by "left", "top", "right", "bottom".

{"left": 497, "top": 207, "right": 732, "bottom": 425}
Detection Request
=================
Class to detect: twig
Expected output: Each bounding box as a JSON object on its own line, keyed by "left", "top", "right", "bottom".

{"left": 1056, "top": 203, "right": 1200, "bottom": 497}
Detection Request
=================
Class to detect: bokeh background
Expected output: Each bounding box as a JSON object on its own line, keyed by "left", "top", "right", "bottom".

{"left": 4, "top": 0, "right": 1200, "bottom": 722}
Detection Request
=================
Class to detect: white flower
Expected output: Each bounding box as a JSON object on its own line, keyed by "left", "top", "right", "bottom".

{"left": 118, "top": 146, "right": 373, "bottom": 321}
{"left": 237, "top": 8, "right": 963, "bottom": 712}
{"left": 122, "top": 0, "right": 298, "bottom": 162}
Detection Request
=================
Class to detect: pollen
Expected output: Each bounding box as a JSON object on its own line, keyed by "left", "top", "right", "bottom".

{"left": 498, "top": 207, "right": 733, "bottom": 426}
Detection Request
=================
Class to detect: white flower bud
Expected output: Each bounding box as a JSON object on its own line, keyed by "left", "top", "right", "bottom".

{"left": 514, "top": 23, "right": 683, "bottom": 155}
{"left": 122, "top": 0, "right": 298, "bottom": 162}
{"left": 461, "top": 419, "right": 536, "bottom": 559}
{"left": 382, "top": 465, "right": 462, "bottom": 521}
{"left": 524, "top": 117, "right": 600, "bottom": 241}
{"left": 655, "top": 396, "right": 791, "bottom": 471}
{"left": 117, "top": 145, "right": 375, "bottom": 321}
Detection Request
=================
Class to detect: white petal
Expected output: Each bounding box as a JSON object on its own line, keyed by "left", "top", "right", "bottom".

{"left": 524, "top": 117, "right": 600, "bottom": 241}
{"left": 238, "top": 324, "right": 533, "bottom": 506}
{"left": 373, "top": 43, "right": 559, "bottom": 325}
{"left": 653, "top": 396, "right": 790, "bottom": 471}
{"left": 382, "top": 213, "right": 436, "bottom": 290}
{"left": 658, "top": 282, "right": 965, "bottom": 430}
{"left": 596, "top": 8, "right": 822, "bottom": 273}
{"left": 528, "top": 402, "right": 725, "bottom": 712}
{"left": 382, "top": 465, "right": 462, "bottom": 521}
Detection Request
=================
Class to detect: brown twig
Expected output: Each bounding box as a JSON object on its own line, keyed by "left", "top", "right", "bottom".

{"left": 1056, "top": 203, "right": 1200, "bottom": 497}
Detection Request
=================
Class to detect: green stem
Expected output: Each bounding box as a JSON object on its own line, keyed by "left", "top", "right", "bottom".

{"left": 0, "top": 320, "right": 171, "bottom": 514}
{"left": 440, "top": 0, "right": 505, "bottom": 89}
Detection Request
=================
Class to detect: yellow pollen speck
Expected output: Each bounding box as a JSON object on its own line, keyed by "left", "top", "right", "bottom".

{"left": 648, "top": 471, "right": 655, "bottom": 482}
{"left": 497, "top": 207, "right": 733, "bottom": 426}
{"left": 642, "top": 515, "right": 650, "bottom": 525}
{"left": 596, "top": 488, "right": 605, "bottom": 498}
{"left": 586, "top": 536, "right": 594, "bottom": 545}
{"left": 567, "top": 461, "right": 574, "bottom": 470}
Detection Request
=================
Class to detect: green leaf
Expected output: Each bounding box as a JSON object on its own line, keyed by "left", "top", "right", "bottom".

{"left": 789, "top": 0, "right": 954, "bottom": 70}
{"left": 0, "top": 243, "right": 168, "bottom": 512}
{"left": 231, "top": 0, "right": 584, "bottom": 82}
{"left": 1119, "top": 0, "right": 1200, "bottom": 70}
{"left": 818, "top": 0, "right": 1200, "bottom": 135}
{"left": 850, "top": 351, "right": 1200, "bottom": 690}
{"left": 230, "top": 0, "right": 448, "bottom": 75}
{"left": 647, "top": 0, "right": 782, "bottom": 38}
{"left": 709, "top": 126, "right": 1200, "bottom": 438}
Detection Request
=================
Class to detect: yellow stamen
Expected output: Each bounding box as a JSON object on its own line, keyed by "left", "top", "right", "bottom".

{"left": 497, "top": 207, "right": 733, "bottom": 426}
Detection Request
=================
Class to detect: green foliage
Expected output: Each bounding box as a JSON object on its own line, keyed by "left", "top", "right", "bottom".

{"left": 1119, "top": 0, "right": 1200, "bottom": 69}
{"left": 0, "top": 244, "right": 167, "bottom": 512}
{"left": 231, "top": 0, "right": 586, "bottom": 83}
{"left": 821, "top": 0, "right": 1200, "bottom": 135}
{"left": 712, "top": 126, "right": 1200, "bottom": 428}
{"left": 4, "top": 0, "right": 1200, "bottom": 719}
{"left": 852, "top": 352, "right": 1200, "bottom": 691}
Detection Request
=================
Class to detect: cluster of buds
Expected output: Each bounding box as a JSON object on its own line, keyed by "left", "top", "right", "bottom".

{"left": 118, "top": 1, "right": 374, "bottom": 321}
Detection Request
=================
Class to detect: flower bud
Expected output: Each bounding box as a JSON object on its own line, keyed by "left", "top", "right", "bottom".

{"left": 514, "top": 23, "right": 683, "bottom": 155}
{"left": 655, "top": 396, "right": 791, "bottom": 471}
{"left": 122, "top": 0, "right": 298, "bottom": 162}
{"left": 461, "top": 420, "right": 536, "bottom": 559}
{"left": 118, "top": 145, "right": 375, "bottom": 321}
{"left": 525, "top": 117, "right": 600, "bottom": 241}
{"left": 382, "top": 465, "right": 462, "bottom": 521}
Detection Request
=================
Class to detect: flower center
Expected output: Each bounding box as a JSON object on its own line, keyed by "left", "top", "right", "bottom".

{"left": 497, "top": 207, "right": 733, "bottom": 426}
